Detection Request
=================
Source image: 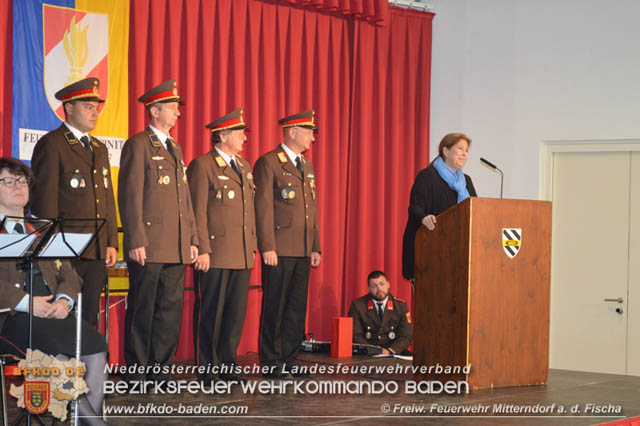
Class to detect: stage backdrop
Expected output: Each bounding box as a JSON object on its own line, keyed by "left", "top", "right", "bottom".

{"left": 126, "top": 0, "right": 433, "bottom": 360}
{"left": 0, "top": 0, "right": 433, "bottom": 362}
{"left": 11, "top": 0, "right": 129, "bottom": 165}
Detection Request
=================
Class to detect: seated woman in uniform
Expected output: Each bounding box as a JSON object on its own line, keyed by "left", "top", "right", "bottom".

{"left": 0, "top": 157, "right": 109, "bottom": 426}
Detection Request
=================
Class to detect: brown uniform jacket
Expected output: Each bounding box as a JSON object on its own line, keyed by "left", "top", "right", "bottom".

{"left": 118, "top": 127, "right": 197, "bottom": 264}
{"left": 0, "top": 258, "right": 81, "bottom": 332}
{"left": 253, "top": 146, "right": 320, "bottom": 257}
{"left": 30, "top": 124, "right": 118, "bottom": 259}
{"left": 348, "top": 294, "right": 413, "bottom": 354}
{"left": 187, "top": 150, "right": 257, "bottom": 269}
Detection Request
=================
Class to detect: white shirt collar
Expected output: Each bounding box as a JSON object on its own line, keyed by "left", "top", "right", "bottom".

{"left": 374, "top": 296, "right": 389, "bottom": 310}
{"left": 0, "top": 214, "right": 25, "bottom": 234}
{"left": 214, "top": 145, "right": 235, "bottom": 166}
{"left": 280, "top": 143, "right": 300, "bottom": 164}
{"left": 64, "top": 122, "right": 89, "bottom": 142}
{"left": 149, "top": 125, "right": 169, "bottom": 149}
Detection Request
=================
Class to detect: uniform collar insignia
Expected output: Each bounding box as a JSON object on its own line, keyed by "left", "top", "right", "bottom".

{"left": 215, "top": 156, "right": 227, "bottom": 167}
{"left": 63, "top": 131, "right": 79, "bottom": 145}
{"left": 277, "top": 152, "right": 288, "bottom": 163}
{"left": 146, "top": 127, "right": 162, "bottom": 147}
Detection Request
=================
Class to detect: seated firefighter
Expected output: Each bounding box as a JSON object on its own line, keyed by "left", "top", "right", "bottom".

{"left": 348, "top": 270, "right": 412, "bottom": 355}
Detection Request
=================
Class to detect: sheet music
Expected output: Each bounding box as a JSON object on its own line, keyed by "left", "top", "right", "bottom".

{"left": 0, "top": 234, "right": 37, "bottom": 257}
{"left": 40, "top": 233, "right": 92, "bottom": 258}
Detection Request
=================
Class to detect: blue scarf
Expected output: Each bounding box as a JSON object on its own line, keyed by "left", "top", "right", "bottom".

{"left": 433, "top": 157, "right": 470, "bottom": 203}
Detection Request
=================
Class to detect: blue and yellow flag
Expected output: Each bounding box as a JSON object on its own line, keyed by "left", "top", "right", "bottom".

{"left": 12, "top": 0, "right": 129, "bottom": 165}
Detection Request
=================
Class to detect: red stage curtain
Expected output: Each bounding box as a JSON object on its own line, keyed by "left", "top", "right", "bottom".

{"left": 0, "top": 0, "right": 12, "bottom": 156}
{"left": 284, "top": 0, "right": 387, "bottom": 23}
{"left": 128, "top": 0, "right": 433, "bottom": 360}
{"left": 343, "top": 6, "right": 433, "bottom": 313}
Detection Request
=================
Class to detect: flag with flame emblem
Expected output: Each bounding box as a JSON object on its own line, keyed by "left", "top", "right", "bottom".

{"left": 12, "top": 0, "right": 129, "bottom": 165}
{"left": 43, "top": 5, "right": 109, "bottom": 120}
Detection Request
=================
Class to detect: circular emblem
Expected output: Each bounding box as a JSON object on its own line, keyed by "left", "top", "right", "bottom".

{"left": 388, "top": 331, "right": 396, "bottom": 340}
{"left": 288, "top": 190, "right": 296, "bottom": 199}
{"left": 365, "top": 332, "right": 372, "bottom": 340}
{"left": 70, "top": 178, "right": 79, "bottom": 189}
{"left": 162, "top": 176, "right": 171, "bottom": 185}
{"left": 281, "top": 188, "right": 289, "bottom": 199}
{"left": 228, "top": 190, "right": 235, "bottom": 199}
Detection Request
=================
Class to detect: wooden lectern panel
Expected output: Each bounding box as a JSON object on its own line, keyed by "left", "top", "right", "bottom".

{"left": 413, "top": 197, "right": 551, "bottom": 389}
{"left": 468, "top": 198, "right": 551, "bottom": 388}
{"left": 414, "top": 199, "right": 471, "bottom": 383}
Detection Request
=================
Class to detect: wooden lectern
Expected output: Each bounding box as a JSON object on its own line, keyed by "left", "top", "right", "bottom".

{"left": 413, "top": 197, "right": 552, "bottom": 389}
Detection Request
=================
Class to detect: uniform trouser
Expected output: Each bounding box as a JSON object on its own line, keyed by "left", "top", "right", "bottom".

{"left": 71, "top": 259, "right": 108, "bottom": 328}
{"left": 259, "top": 256, "right": 310, "bottom": 368}
{"left": 124, "top": 262, "right": 185, "bottom": 375}
{"left": 193, "top": 268, "right": 250, "bottom": 369}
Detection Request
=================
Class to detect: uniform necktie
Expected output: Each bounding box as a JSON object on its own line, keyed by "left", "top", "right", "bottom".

{"left": 295, "top": 157, "right": 304, "bottom": 175}
{"left": 14, "top": 222, "right": 25, "bottom": 234}
{"left": 166, "top": 139, "right": 177, "bottom": 162}
{"left": 376, "top": 302, "right": 384, "bottom": 320}
{"left": 230, "top": 158, "right": 242, "bottom": 180}
{"left": 80, "top": 135, "right": 94, "bottom": 165}
{"left": 80, "top": 135, "right": 92, "bottom": 151}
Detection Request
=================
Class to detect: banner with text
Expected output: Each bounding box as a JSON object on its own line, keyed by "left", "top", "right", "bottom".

{"left": 12, "top": 0, "right": 129, "bottom": 165}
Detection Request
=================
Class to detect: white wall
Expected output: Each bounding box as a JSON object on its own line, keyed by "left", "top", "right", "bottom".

{"left": 428, "top": 0, "right": 640, "bottom": 199}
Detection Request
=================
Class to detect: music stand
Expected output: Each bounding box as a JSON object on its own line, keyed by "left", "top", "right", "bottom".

{"left": 0, "top": 216, "right": 105, "bottom": 426}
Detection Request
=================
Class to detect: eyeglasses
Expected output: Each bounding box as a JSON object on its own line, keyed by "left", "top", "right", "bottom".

{"left": 0, "top": 176, "right": 31, "bottom": 187}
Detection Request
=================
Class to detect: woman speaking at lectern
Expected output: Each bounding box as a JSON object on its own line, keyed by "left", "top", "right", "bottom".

{"left": 402, "top": 133, "right": 478, "bottom": 281}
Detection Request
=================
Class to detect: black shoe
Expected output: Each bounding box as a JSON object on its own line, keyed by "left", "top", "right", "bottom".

{"left": 262, "top": 370, "right": 292, "bottom": 380}
{"left": 198, "top": 373, "right": 221, "bottom": 382}
{"left": 292, "top": 371, "right": 312, "bottom": 378}
{"left": 290, "top": 366, "right": 313, "bottom": 379}
{"left": 220, "top": 372, "right": 247, "bottom": 384}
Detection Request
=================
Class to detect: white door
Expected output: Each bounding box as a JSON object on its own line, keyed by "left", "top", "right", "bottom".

{"left": 628, "top": 152, "right": 640, "bottom": 375}
{"left": 549, "top": 151, "right": 630, "bottom": 374}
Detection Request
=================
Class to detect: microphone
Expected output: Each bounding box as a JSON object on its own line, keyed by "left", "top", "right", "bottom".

{"left": 480, "top": 157, "right": 504, "bottom": 199}
{"left": 480, "top": 157, "right": 497, "bottom": 170}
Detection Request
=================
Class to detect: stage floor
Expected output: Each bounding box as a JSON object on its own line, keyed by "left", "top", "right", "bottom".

{"left": 4, "top": 353, "right": 639, "bottom": 425}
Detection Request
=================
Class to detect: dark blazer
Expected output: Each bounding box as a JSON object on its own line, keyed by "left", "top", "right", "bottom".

{"left": 348, "top": 293, "right": 412, "bottom": 354}
{"left": 402, "top": 165, "right": 477, "bottom": 279}
{"left": 253, "top": 146, "right": 320, "bottom": 257}
{"left": 118, "top": 127, "right": 197, "bottom": 263}
{"left": 30, "top": 124, "right": 118, "bottom": 259}
{"left": 0, "top": 258, "right": 81, "bottom": 332}
{"left": 187, "top": 150, "right": 257, "bottom": 269}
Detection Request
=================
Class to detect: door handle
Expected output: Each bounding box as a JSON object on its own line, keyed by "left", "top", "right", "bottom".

{"left": 604, "top": 297, "right": 624, "bottom": 304}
